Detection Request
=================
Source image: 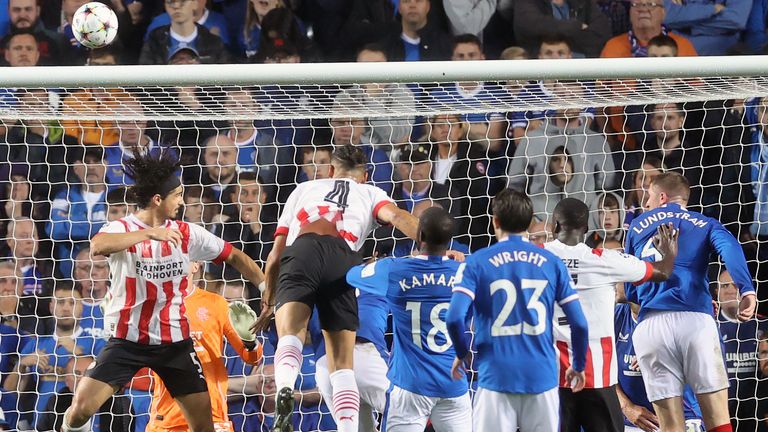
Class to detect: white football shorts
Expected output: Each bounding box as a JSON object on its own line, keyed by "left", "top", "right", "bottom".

{"left": 473, "top": 387, "right": 559, "bottom": 432}
{"left": 633, "top": 310, "right": 729, "bottom": 402}
{"left": 315, "top": 341, "right": 389, "bottom": 431}
{"left": 385, "top": 385, "right": 471, "bottom": 432}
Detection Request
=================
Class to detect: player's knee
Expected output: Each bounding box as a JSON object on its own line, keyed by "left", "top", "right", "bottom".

{"left": 67, "top": 395, "right": 97, "bottom": 425}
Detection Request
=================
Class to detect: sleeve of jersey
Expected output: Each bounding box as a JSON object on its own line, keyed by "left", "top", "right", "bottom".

{"left": 275, "top": 186, "right": 301, "bottom": 238}
{"left": 222, "top": 302, "right": 263, "bottom": 365}
{"left": 346, "top": 259, "right": 391, "bottom": 296}
{"left": 710, "top": 222, "right": 756, "bottom": 296}
{"left": 605, "top": 250, "right": 653, "bottom": 285}
{"left": 188, "top": 222, "right": 232, "bottom": 264}
{"left": 561, "top": 299, "right": 589, "bottom": 372}
{"left": 447, "top": 292, "right": 473, "bottom": 361}
{"left": 372, "top": 187, "right": 394, "bottom": 225}
{"left": 94, "top": 219, "right": 127, "bottom": 236}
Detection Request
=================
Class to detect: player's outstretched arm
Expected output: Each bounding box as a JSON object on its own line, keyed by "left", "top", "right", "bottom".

{"left": 223, "top": 248, "right": 265, "bottom": 288}
{"left": 710, "top": 222, "right": 757, "bottom": 321}
{"left": 376, "top": 202, "right": 420, "bottom": 241}
{"left": 251, "top": 235, "right": 286, "bottom": 333}
{"left": 648, "top": 222, "right": 679, "bottom": 282}
{"left": 91, "top": 226, "right": 182, "bottom": 256}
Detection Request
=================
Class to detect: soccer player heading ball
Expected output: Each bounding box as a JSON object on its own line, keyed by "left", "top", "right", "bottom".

{"left": 62, "top": 151, "right": 265, "bottom": 432}
{"left": 258, "top": 144, "right": 463, "bottom": 432}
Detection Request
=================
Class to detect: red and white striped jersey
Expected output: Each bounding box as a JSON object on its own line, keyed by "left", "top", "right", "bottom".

{"left": 544, "top": 240, "right": 652, "bottom": 388}
{"left": 97, "top": 215, "right": 233, "bottom": 345}
{"left": 275, "top": 178, "right": 393, "bottom": 251}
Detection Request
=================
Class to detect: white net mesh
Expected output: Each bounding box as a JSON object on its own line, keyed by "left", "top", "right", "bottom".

{"left": 0, "top": 63, "right": 767, "bottom": 431}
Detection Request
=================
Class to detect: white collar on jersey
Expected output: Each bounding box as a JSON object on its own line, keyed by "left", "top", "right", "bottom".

{"left": 53, "top": 326, "right": 83, "bottom": 342}
{"left": 498, "top": 234, "right": 529, "bottom": 243}
{"left": 412, "top": 255, "right": 451, "bottom": 261}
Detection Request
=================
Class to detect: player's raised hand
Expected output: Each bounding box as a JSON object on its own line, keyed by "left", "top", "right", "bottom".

{"left": 623, "top": 403, "right": 659, "bottom": 432}
{"left": 738, "top": 293, "right": 757, "bottom": 322}
{"left": 652, "top": 222, "right": 679, "bottom": 258}
{"left": 564, "top": 367, "right": 585, "bottom": 392}
{"left": 148, "top": 227, "right": 183, "bottom": 248}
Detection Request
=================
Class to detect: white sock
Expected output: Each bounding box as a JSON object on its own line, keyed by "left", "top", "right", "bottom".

{"left": 61, "top": 409, "right": 90, "bottom": 432}
{"left": 330, "top": 369, "right": 359, "bottom": 432}
{"left": 273, "top": 334, "right": 303, "bottom": 394}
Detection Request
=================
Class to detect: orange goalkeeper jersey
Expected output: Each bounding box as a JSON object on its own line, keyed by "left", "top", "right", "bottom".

{"left": 147, "top": 287, "right": 262, "bottom": 432}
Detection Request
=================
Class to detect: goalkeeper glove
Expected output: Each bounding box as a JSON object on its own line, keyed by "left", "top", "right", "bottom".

{"left": 228, "top": 301, "right": 258, "bottom": 343}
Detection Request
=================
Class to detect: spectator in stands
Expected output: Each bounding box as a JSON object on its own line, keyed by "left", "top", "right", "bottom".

{"left": 4, "top": 283, "right": 104, "bottom": 429}
{"left": 73, "top": 247, "right": 109, "bottom": 341}
{"left": 528, "top": 218, "right": 553, "bottom": 244}
{"left": 257, "top": 7, "right": 318, "bottom": 62}
{"left": 104, "top": 97, "right": 177, "bottom": 190}
{"left": 373, "top": 144, "right": 461, "bottom": 255}
{"left": 36, "top": 356, "right": 98, "bottom": 432}
{"left": 145, "top": 0, "right": 232, "bottom": 50}
{"left": 715, "top": 268, "right": 768, "bottom": 432}
{"left": 443, "top": 0, "right": 497, "bottom": 36}
{"left": 597, "top": 0, "right": 632, "bottom": 36}
{"left": 0, "top": 319, "right": 21, "bottom": 429}
{"left": 379, "top": 0, "right": 452, "bottom": 61}
{"left": 328, "top": 108, "right": 394, "bottom": 194}
{"left": 332, "top": 0, "right": 397, "bottom": 61}
{"left": 601, "top": 0, "right": 697, "bottom": 57}
{"left": 209, "top": 171, "right": 275, "bottom": 266}
{"left": 3, "top": 29, "right": 37, "bottom": 66}
{"left": 105, "top": 187, "right": 133, "bottom": 223}
{"left": 586, "top": 191, "right": 627, "bottom": 247}
{"left": 744, "top": 0, "right": 768, "bottom": 53}
{"left": 624, "top": 156, "right": 664, "bottom": 225}
{"left": 201, "top": 134, "right": 239, "bottom": 202}
{"left": 47, "top": 147, "right": 108, "bottom": 278}
{"left": 182, "top": 185, "right": 219, "bottom": 227}
{"left": 1, "top": 0, "right": 69, "bottom": 65}
{"left": 4, "top": 217, "right": 46, "bottom": 297}
{"left": 299, "top": 145, "right": 332, "bottom": 182}
{"left": 663, "top": 0, "right": 751, "bottom": 56}
{"left": 0, "top": 260, "right": 41, "bottom": 335}
{"left": 60, "top": 51, "right": 121, "bottom": 146}
{"left": 433, "top": 34, "right": 506, "bottom": 149}
{"left": 512, "top": 0, "right": 611, "bottom": 57}
{"left": 225, "top": 88, "right": 292, "bottom": 187}
{"left": 0, "top": 166, "right": 37, "bottom": 223}
{"left": 647, "top": 32, "right": 678, "bottom": 56}
{"left": 531, "top": 146, "right": 592, "bottom": 220}
{"left": 508, "top": 80, "right": 615, "bottom": 196}
{"left": 140, "top": 0, "right": 229, "bottom": 64}
{"left": 427, "top": 113, "right": 495, "bottom": 249}
{"left": 334, "top": 44, "right": 415, "bottom": 147}
{"left": 240, "top": 0, "right": 285, "bottom": 60}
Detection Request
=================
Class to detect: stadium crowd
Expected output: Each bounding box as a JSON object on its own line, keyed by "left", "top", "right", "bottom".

{"left": 1, "top": 0, "right": 768, "bottom": 431}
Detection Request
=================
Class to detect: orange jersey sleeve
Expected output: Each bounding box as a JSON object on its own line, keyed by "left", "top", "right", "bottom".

{"left": 148, "top": 289, "right": 257, "bottom": 431}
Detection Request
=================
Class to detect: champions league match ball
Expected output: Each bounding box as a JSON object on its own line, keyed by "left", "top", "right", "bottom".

{"left": 72, "top": 2, "right": 119, "bottom": 49}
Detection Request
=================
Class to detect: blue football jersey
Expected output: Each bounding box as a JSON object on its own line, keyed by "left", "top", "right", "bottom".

{"left": 624, "top": 203, "right": 755, "bottom": 320}
{"left": 717, "top": 312, "right": 768, "bottom": 400}
{"left": 80, "top": 300, "right": 109, "bottom": 341}
{"left": 614, "top": 304, "right": 702, "bottom": 423}
{"left": 451, "top": 236, "right": 579, "bottom": 394}
{"left": 347, "top": 255, "right": 468, "bottom": 398}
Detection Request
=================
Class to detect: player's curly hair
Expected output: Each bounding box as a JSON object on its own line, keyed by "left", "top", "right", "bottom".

{"left": 124, "top": 150, "right": 181, "bottom": 209}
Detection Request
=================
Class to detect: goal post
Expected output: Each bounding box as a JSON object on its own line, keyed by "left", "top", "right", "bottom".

{"left": 0, "top": 57, "right": 766, "bottom": 431}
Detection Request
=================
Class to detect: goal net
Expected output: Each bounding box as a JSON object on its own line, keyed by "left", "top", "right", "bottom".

{"left": 0, "top": 57, "right": 766, "bottom": 431}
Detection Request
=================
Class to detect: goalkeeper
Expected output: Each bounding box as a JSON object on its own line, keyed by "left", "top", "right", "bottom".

{"left": 147, "top": 262, "right": 262, "bottom": 432}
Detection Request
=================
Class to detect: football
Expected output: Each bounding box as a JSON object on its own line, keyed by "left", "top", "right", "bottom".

{"left": 71, "top": 2, "right": 118, "bottom": 49}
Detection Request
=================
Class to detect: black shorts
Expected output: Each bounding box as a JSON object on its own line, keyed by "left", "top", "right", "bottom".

{"left": 275, "top": 233, "right": 362, "bottom": 331}
{"left": 86, "top": 338, "right": 207, "bottom": 398}
{"left": 559, "top": 385, "right": 624, "bottom": 432}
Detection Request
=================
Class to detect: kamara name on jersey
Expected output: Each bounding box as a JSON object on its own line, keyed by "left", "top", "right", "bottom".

{"left": 399, "top": 273, "right": 455, "bottom": 291}
{"left": 488, "top": 250, "right": 547, "bottom": 268}
{"left": 135, "top": 260, "right": 186, "bottom": 280}
{"left": 632, "top": 210, "right": 708, "bottom": 234}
